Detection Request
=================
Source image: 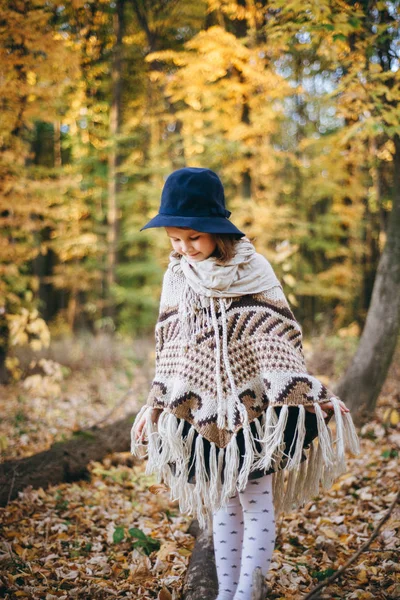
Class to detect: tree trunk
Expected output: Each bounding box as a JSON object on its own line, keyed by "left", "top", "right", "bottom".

{"left": 182, "top": 521, "right": 218, "bottom": 600}
{"left": 182, "top": 521, "right": 269, "bottom": 600}
{"left": 106, "top": 0, "right": 125, "bottom": 319}
{"left": 54, "top": 119, "right": 62, "bottom": 168}
{"left": 334, "top": 134, "right": 400, "bottom": 425}
{"left": 0, "top": 411, "right": 137, "bottom": 507}
{"left": 251, "top": 567, "right": 269, "bottom": 600}
{"left": 0, "top": 312, "right": 9, "bottom": 384}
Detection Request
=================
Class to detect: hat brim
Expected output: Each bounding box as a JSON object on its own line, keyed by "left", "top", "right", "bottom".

{"left": 140, "top": 214, "right": 245, "bottom": 237}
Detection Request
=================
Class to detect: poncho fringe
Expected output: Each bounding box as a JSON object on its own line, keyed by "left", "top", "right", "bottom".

{"left": 131, "top": 396, "right": 360, "bottom": 532}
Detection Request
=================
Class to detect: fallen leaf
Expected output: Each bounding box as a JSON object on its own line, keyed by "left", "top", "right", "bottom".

{"left": 158, "top": 588, "right": 172, "bottom": 600}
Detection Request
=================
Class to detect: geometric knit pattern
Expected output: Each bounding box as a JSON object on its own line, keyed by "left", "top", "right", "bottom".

{"left": 145, "top": 267, "right": 336, "bottom": 448}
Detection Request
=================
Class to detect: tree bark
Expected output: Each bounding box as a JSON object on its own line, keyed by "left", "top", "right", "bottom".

{"left": 0, "top": 312, "right": 9, "bottom": 384}
{"left": 251, "top": 567, "right": 269, "bottom": 600}
{"left": 334, "top": 134, "right": 400, "bottom": 425}
{"left": 182, "top": 520, "right": 218, "bottom": 600}
{"left": 0, "top": 411, "right": 137, "bottom": 507}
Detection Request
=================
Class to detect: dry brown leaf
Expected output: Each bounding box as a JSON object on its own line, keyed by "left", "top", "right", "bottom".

{"left": 157, "top": 542, "right": 181, "bottom": 562}
{"left": 158, "top": 588, "right": 173, "bottom": 600}
{"left": 149, "top": 484, "right": 169, "bottom": 495}
{"left": 320, "top": 527, "right": 339, "bottom": 540}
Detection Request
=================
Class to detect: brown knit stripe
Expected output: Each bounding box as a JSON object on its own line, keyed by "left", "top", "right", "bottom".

{"left": 158, "top": 306, "right": 178, "bottom": 323}
{"left": 231, "top": 310, "right": 258, "bottom": 342}
{"left": 287, "top": 329, "right": 302, "bottom": 342}
{"left": 273, "top": 376, "right": 313, "bottom": 404}
{"left": 195, "top": 328, "right": 217, "bottom": 346}
{"left": 261, "top": 316, "right": 284, "bottom": 336}
{"left": 247, "top": 312, "right": 269, "bottom": 337}
{"left": 276, "top": 323, "right": 294, "bottom": 338}
{"left": 168, "top": 318, "right": 181, "bottom": 341}
{"left": 169, "top": 391, "right": 203, "bottom": 411}
{"left": 226, "top": 311, "right": 242, "bottom": 343}
{"left": 317, "top": 386, "right": 329, "bottom": 401}
{"left": 229, "top": 295, "right": 295, "bottom": 321}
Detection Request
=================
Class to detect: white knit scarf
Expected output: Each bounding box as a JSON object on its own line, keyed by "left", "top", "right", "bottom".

{"left": 168, "top": 238, "right": 283, "bottom": 430}
{"left": 169, "top": 237, "right": 281, "bottom": 299}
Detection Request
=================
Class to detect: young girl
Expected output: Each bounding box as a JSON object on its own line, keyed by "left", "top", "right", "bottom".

{"left": 130, "top": 167, "right": 360, "bottom": 600}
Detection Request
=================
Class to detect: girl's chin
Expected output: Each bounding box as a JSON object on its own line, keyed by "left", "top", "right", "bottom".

{"left": 185, "top": 253, "right": 201, "bottom": 260}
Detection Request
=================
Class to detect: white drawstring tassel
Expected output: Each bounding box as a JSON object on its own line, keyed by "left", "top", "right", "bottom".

{"left": 210, "top": 297, "right": 227, "bottom": 429}
{"left": 220, "top": 299, "right": 240, "bottom": 431}
{"left": 178, "top": 281, "right": 192, "bottom": 348}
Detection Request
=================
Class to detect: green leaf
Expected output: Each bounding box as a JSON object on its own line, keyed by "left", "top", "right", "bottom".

{"left": 382, "top": 449, "right": 398, "bottom": 459}
{"left": 128, "top": 527, "right": 161, "bottom": 556}
{"left": 349, "top": 17, "right": 360, "bottom": 28}
{"left": 128, "top": 527, "right": 148, "bottom": 540}
{"left": 113, "top": 526, "right": 125, "bottom": 543}
{"left": 311, "top": 568, "right": 336, "bottom": 581}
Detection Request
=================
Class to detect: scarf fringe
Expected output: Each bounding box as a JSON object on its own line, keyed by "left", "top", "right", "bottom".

{"left": 130, "top": 398, "right": 360, "bottom": 532}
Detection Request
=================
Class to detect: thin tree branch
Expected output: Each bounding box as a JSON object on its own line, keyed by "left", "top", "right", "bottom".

{"left": 303, "top": 488, "right": 400, "bottom": 600}
{"left": 91, "top": 388, "right": 135, "bottom": 427}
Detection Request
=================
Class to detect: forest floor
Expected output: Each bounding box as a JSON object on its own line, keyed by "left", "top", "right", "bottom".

{"left": 0, "top": 332, "right": 399, "bottom": 600}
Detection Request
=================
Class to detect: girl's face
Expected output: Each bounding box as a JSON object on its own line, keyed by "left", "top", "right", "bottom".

{"left": 165, "top": 227, "right": 217, "bottom": 261}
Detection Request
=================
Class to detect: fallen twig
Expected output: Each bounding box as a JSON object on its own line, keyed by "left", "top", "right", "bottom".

{"left": 92, "top": 388, "right": 135, "bottom": 427}
{"left": 303, "top": 488, "right": 400, "bottom": 600}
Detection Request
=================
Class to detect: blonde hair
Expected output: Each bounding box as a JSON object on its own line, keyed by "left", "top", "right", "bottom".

{"left": 169, "top": 230, "right": 250, "bottom": 264}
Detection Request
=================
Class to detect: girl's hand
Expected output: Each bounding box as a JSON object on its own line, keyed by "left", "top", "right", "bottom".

{"left": 135, "top": 408, "right": 162, "bottom": 442}
{"left": 305, "top": 399, "right": 349, "bottom": 419}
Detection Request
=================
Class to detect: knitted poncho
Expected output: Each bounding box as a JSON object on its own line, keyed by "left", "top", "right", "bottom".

{"left": 130, "top": 240, "right": 360, "bottom": 531}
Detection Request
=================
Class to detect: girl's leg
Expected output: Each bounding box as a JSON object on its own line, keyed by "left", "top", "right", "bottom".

{"left": 233, "top": 473, "right": 275, "bottom": 599}
{"left": 212, "top": 493, "right": 244, "bottom": 600}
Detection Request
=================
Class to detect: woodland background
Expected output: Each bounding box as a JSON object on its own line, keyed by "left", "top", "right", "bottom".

{"left": 1, "top": 1, "right": 400, "bottom": 599}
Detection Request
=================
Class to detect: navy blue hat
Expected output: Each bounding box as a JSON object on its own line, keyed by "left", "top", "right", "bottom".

{"left": 140, "top": 167, "right": 245, "bottom": 237}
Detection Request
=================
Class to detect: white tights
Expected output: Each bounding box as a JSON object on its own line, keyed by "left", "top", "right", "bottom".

{"left": 212, "top": 472, "right": 275, "bottom": 600}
